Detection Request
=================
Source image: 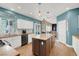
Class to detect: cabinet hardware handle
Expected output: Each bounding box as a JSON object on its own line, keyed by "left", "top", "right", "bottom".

{"left": 41, "top": 41, "right": 44, "bottom": 45}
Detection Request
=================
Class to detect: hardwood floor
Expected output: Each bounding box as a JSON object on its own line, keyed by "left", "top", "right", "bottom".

{"left": 16, "top": 40, "right": 77, "bottom": 56}
{"left": 16, "top": 43, "right": 33, "bottom": 56}
{"left": 50, "top": 41, "right": 77, "bottom": 56}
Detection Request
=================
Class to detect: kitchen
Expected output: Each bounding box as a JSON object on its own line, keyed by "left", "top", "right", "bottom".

{"left": 0, "top": 6, "right": 54, "bottom": 56}
{"left": 0, "top": 3, "right": 78, "bottom": 56}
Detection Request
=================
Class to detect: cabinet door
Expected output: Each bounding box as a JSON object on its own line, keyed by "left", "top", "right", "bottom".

{"left": 5, "top": 36, "right": 21, "bottom": 48}
{"left": 72, "top": 36, "right": 77, "bottom": 48}
{"left": 15, "top": 36, "right": 21, "bottom": 48}
{"left": 40, "top": 40, "right": 46, "bottom": 56}
{"left": 72, "top": 36, "right": 79, "bottom": 56}
{"left": 51, "top": 36, "right": 55, "bottom": 48}
{"left": 32, "top": 39, "right": 40, "bottom": 55}
{"left": 73, "top": 38, "right": 77, "bottom": 54}
{"left": 28, "top": 34, "right": 32, "bottom": 44}
{"left": 46, "top": 39, "right": 50, "bottom": 56}
{"left": 76, "top": 39, "right": 79, "bottom": 55}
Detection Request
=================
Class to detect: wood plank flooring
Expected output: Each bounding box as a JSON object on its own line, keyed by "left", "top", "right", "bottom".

{"left": 16, "top": 40, "right": 77, "bottom": 56}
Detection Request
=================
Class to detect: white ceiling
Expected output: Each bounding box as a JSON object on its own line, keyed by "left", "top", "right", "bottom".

{"left": 0, "top": 3, "right": 79, "bottom": 24}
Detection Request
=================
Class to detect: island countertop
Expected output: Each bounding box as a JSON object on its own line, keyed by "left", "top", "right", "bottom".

{"left": 32, "top": 33, "right": 54, "bottom": 56}
{"left": 32, "top": 33, "right": 53, "bottom": 41}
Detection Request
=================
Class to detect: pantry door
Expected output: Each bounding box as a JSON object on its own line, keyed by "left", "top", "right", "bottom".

{"left": 57, "top": 20, "right": 67, "bottom": 44}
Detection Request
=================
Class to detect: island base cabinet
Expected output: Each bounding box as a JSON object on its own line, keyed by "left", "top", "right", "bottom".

{"left": 32, "top": 39, "right": 40, "bottom": 55}
{"left": 32, "top": 38, "right": 51, "bottom": 56}
{"left": 51, "top": 36, "right": 55, "bottom": 48}
{"left": 40, "top": 40, "right": 50, "bottom": 56}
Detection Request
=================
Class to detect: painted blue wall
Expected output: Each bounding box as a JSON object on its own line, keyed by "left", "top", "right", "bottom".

{"left": 57, "top": 8, "right": 79, "bottom": 45}
{"left": 0, "top": 7, "right": 41, "bottom": 33}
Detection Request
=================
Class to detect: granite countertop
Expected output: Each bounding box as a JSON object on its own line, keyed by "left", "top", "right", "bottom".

{"left": 32, "top": 33, "right": 53, "bottom": 41}
{"left": 0, "top": 33, "right": 32, "bottom": 39}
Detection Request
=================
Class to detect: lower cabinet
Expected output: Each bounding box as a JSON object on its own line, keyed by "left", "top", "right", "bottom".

{"left": 32, "top": 39, "right": 40, "bottom": 55}
{"left": 72, "top": 36, "right": 79, "bottom": 56}
{"left": 28, "top": 34, "right": 32, "bottom": 44}
{"left": 3, "top": 36, "right": 21, "bottom": 48}
{"left": 1, "top": 34, "right": 32, "bottom": 49}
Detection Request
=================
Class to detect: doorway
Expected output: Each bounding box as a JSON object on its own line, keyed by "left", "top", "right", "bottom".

{"left": 57, "top": 20, "right": 67, "bottom": 45}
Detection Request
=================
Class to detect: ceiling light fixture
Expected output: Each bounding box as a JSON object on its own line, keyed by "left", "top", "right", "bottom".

{"left": 38, "top": 11, "right": 41, "bottom": 13}
{"left": 38, "top": 10, "right": 41, "bottom": 16}
{"left": 38, "top": 13, "right": 41, "bottom": 16}
{"left": 38, "top": 3, "right": 42, "bottom": 5}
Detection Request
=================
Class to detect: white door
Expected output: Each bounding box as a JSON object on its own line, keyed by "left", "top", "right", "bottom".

{"left": 57, "top": 20, "right": 67, "bottom": 44}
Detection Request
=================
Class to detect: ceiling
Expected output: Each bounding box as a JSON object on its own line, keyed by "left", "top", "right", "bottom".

{"left": 0, "top": 3, "right": 79, "bottom": 24}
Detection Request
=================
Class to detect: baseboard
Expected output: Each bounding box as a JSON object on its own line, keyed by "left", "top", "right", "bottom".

{"left": 65, "top": 44, "right": 73, "bottom": 48}
{"left": 28, "top": 42, "right": 32, "bottom": 44}
{"left": 56, "top": 40, "right": 73, "bottom": 48}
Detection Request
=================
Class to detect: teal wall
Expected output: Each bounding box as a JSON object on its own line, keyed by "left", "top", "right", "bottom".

{"left": 57, "top": 8, "right": 79, "bottom": 45}
{"left": 0, "top": 7, "right": 41, "bottom": 33}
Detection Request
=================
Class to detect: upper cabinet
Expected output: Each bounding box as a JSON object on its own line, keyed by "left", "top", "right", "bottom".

{"left": 0, "top": 18, "right": 7, "bottom": 34}
{"left": 17, "top": 19, "right": 33, "bottom": 29}
{"left": 41, "top": 20, "right": 52, "bottom": 33}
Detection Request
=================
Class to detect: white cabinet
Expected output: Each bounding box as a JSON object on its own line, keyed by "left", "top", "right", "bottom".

{"left": 76, "top": 39, "right": 79, "bottom": 55}
{"left": 73, "top": 36, "right": 77, "bottom": 54}
{"left": 28, "top": 34, "right": 32, "bottom": 44}
{"left": 72, "top": 36, "right": 79, "bottom": 55}
{"left": 2, "top": 36, "right": 21, "bottom": 48}
{"left": 9, "top": 36, "right": 21, "bottom": 48}
{"left": 17, "top": 19, "right": 33, "bottom": 29}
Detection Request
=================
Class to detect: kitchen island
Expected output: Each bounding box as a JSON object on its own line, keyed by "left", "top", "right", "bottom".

{"left": 32, "top": 34, "right": 55, "bottom": 56}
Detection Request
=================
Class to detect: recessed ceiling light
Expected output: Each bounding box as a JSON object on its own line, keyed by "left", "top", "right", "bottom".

{"left": 30, "top": 12, "right": 32, "bottom": 15}
{"left": 17, "top": 6, "right": 21, "bottom": 9}
{"left": 38, "top": 13, "right": 41, "bottom": 16}
{"left": 38, "top": 3, "right": 42, "bottom": 5}
{"left": 66, "top": 8, "right": 70, "bottom": 10}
